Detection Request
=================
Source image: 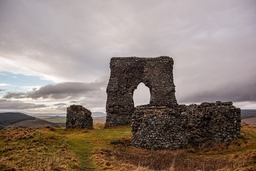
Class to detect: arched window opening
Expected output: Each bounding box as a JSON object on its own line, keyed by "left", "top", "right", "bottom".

{"left": 133, "top": 82, "right": 150, "bottom": 107}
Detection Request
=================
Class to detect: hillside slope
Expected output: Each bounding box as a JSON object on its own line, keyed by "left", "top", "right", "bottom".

{"left": 0, "top": 112, "right": 58, "bottom": 129}
{"left": 0, "top": 112, "right": 35, "bottom": 124}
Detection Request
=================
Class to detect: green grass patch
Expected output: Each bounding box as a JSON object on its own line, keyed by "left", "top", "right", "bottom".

{"left": 64, "top": 125, "right": 131, "bottom": 170}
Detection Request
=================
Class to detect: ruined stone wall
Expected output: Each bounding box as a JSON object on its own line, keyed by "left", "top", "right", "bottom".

{"left": 66, "top": 105, "right": 93, "bottom": 129}
{"left": 131, "top": 106, "right": 188, "bottom": 149}
{"left": 131, "top": 101, "right": 241, "bottom": 150}
{"left": 105, "top": 56, "right": 241, "bottom": 149}
{"left": 106, "top": 56, "right": 177, "bottom": 127}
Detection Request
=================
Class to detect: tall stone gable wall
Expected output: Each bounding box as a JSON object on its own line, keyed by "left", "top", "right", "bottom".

{"left": 105, "top": 56, "right": 177, "bottom": 127}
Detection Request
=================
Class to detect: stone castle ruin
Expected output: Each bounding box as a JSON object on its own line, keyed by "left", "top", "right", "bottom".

{"left": 106, "top": 56, "right": 241, "bottom": 150}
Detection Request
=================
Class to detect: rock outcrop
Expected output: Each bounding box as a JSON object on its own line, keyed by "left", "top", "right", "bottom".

{"left": 66, "top": 105, "right": 93, "bottom": 129}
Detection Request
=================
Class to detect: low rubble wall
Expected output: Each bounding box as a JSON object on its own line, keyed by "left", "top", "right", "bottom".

{"left": 131, "top": 101, "right": 241, "bottom": 150}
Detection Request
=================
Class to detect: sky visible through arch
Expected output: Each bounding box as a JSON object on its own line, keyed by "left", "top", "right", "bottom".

{"left": 0, "top": 0, "right": 256, "bottom": 115}
{"left": 133, "top": 83, "right": 151, "bottom": 107}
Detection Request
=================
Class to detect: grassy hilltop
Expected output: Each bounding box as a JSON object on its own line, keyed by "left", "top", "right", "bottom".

{"left": 1, "top": 124, "right": 256, "bottom": 171}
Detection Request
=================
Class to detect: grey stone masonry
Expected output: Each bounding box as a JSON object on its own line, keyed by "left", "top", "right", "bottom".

{"left": 131, "top": 105, "right": 188, "bottom": 150}
{"left": 66, "top": 105, "right": 93, "bottom": 129}
{"left": 105, "top": 56, "right": 241, "bottom": 150}
{"left": 131, "top": 102, "right": 241, "bottom": 150}
{"left": 105, "top": 56, "right": 177, "bottom": 127}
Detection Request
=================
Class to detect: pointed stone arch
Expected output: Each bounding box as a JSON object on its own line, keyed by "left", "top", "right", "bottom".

{"left": 133, "top": 82, "right": 151, "bottom": 107}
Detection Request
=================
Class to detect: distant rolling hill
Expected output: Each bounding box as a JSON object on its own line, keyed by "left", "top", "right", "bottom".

{"left": 40, "top": 115, "right": 106, "bottom": 125}
{"left": 0, "top": 112, "right": 35, "bottom": 125}
{"left": 37, "top": 112, "right": 106, "bottom": 124}
{"left": 241, "top": 109, "right": 256, "bottom": 119}
{"left": 0, "top": 112, "right": 58, "bottom": 129}
{"left": 1, "top": 110, "right": 254, "bottom": 129}
{"left": 241, "top": 110, "right": 256, "bottom": 126}
{"left": 92, "top": 112, "right": 106, "bottom": 117}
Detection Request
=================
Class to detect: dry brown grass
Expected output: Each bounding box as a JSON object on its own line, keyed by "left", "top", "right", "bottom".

{"left": 0, "top": 127, "right": 79, "bottom": 171}
{"left": 92, "top": 147, "right": 234, "bottom": 171}
{"left": 1, "top": 124, "right": 256, "bottom": 171}
{"left": 92, "top": 125, "right": 256, "bottom": 171}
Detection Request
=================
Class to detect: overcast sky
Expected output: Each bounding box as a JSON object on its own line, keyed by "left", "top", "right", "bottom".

{"left": 0, "top": 0, "right": 255, "bottom": 115}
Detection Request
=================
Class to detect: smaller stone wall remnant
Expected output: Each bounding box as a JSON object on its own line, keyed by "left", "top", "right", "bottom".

{"left": 180, "top": 101, "right": 241, "bottom": 147}
{"left": 131, "top": 101, "right": 241, "bottom": 150}
{"left": 66, "top": 105, "right": 93, "bottom": 129}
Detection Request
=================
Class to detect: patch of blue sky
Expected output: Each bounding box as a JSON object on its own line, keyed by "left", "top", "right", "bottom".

{"left": 0, "top": 71, "right": 53, "bottom": 93}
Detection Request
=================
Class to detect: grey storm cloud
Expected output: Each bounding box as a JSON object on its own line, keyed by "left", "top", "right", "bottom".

{"left": 0, "top": 99, "right": 46, "bottom": 110}
{"left": 4, "top": 81, "right": 106, "bottom": 100}
{"left": 54, "top": 103, "right": 67, "bottom": 107}
{"left": 53, "top": 103, "right": 68, "bottom": 111}
{"left": 1, "top": 0, "right": 255, "bottom": 82}
{"left": 0, "top": 0, "right": 255, "bottom": 111}
{"left": 178, "top": 79, "right": 256, "bottom": 104}
{"left": 4, "top": 92, "right": 27, "bottom": 99}
{"left": 70, "top": 101, "right": 79, "bottom": 104}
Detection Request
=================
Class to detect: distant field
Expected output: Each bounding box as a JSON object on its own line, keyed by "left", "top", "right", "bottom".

{"left": 38, "top": 116, "right": 106, "bottom": 125}
{"left": 37, "top": 116, "right": 66, "bottom": 124}
{"left": 242, "top": 116, "right": 256, "bottom": 126}
{"left": 93, "top": 116, "right": 106, "bottom": 124}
